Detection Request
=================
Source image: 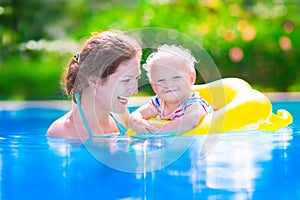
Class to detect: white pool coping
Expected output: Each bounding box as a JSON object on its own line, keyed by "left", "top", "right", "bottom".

{"left": 0, "top": 93, "right": 299, "bottom": 111}
{"left": 264, "top": 92, "right": 300, "bottom": 101}
{"left": 0, "top": 97, "right": 152, "bottom": 111}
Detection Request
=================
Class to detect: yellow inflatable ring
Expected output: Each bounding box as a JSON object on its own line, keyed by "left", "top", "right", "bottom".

{"left": 126, "top": 78, "right": 293, "bottom": 136}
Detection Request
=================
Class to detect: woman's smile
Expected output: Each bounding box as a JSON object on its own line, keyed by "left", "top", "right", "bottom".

{"left": 117, "top": 95, "right": 129, "bottom": 105}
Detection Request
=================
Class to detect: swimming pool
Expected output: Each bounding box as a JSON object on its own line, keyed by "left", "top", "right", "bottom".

{"left": 0, "top": 101, "right": 300, "bottom": 199}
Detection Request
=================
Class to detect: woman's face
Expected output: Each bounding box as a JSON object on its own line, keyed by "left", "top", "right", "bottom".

{"left": 95, "top": 53, "right": 141, "bottom": 113}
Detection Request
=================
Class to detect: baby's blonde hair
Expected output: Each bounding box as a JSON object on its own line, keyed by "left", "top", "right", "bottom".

{"left": 143, "top": 44, "right": 197, "bottom": 79}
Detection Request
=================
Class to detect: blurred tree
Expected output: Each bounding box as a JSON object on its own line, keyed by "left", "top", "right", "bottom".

{"left": 0, "top": 0, "right": 299, "bottom": 99}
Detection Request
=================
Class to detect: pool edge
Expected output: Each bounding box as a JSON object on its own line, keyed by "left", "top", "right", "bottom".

{"left": 0, "top": 93, "right": 299, "bottom": 110}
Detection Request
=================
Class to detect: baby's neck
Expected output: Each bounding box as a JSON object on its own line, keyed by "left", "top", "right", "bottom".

{"left": 162, "top": 98, "right": 186, "bottom": 117}
{"left": 164, "top": 101, "right": 181, "bottom": 111}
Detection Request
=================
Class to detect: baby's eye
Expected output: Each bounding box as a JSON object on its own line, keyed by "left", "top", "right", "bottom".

{"left": 173, "top": 76, "right": 182, "bottom": 79}
{"left": 136, "top": 76, "right": 141, "bottom": 80}
{"left": 156, "top": 79, "right": 165, "bottom": 83}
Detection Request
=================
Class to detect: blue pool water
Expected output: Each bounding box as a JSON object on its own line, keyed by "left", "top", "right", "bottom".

{"left": 0, "top": 101, "right": 300, "bottom": 200}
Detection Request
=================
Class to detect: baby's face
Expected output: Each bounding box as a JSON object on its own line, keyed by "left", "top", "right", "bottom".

{"left": 150, "top": 55, "right": 195, "bottom": 104}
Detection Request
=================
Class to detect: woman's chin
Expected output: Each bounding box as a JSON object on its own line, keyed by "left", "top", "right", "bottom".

{"left": 112, "top": 105, "right": 127, "bottom": 114}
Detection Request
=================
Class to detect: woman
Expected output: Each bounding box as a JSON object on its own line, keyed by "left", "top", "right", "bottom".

{"left": 47, "top": 30, "right": 142, "bottom": 140}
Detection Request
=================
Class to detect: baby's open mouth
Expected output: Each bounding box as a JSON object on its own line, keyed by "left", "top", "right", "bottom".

{"left": 163, "top": 89, "right": 177, "bottom": 93}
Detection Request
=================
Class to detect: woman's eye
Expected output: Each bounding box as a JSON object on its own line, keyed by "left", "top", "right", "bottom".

{"left": 121, "top": 76, "right": 140, "bottom": 82}
{"left": 121, "top": 79, "right": 131, "bottom": 83}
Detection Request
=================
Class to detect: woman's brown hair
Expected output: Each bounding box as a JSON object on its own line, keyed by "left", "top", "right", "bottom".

{"left": 62, "top": 30, "right": 141, "bottom": 102}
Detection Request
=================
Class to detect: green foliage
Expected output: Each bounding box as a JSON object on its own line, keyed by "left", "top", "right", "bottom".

{"left": 0, "top": 52, "right": 67, "bottom": 100}
{"left": 0, "top": 0, "right": 300, "bottom": 99}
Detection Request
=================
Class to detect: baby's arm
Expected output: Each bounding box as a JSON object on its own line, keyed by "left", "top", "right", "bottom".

{"left": 129, "top": 104, "right": 160, "bottom": 134}
{"left": 155, "top": 104, "right": 206, "bottom": 134}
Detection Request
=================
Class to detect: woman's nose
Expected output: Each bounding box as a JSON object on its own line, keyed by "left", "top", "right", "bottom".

{"left": 129, "top": 80, "right": 138, "bottom": 94}
{"left": 133, "top": 87, "right": 138, "bottom": 94}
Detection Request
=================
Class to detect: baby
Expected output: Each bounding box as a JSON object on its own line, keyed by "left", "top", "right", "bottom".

{"left": 129, "top": 44, "right": 213, "bottom": 134}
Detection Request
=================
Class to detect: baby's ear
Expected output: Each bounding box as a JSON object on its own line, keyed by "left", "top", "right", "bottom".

{"left": 87, "top": 75, "right": 101, "bottom": 88}
{"left": 189, "top": 71, "right": 196, "bottom": 85}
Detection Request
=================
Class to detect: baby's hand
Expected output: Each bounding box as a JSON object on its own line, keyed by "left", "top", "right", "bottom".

{"left": 129, "top": 118, "right": 159, "bottom": 134}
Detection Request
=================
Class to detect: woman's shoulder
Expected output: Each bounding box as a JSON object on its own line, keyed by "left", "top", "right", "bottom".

{"left": 46, "top": 115, "right": 67, "bottom": 137}
{"left": 46, "top": 112, "right": 78, "bottom": 139}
